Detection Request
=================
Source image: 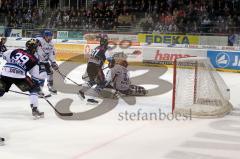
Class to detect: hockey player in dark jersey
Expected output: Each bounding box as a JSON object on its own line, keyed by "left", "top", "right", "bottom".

{"left": 0, "top": 37, "right": 7, "bottom": 57}
{"left": 0, "top": 39, "right": 44, "bottom": 119}
{"left": 79, "top": 34, "right": 109, "bottom": 103}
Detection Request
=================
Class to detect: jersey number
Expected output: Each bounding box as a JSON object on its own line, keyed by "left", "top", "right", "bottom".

{"left": 13, "top": 53, "right": 29, "bottom": 65}
{"left": 91, "top": 49, "right": 100, "bottom": 57}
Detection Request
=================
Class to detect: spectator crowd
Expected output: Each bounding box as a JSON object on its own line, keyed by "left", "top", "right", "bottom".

{"left": 1, "top": 0, "right": 240, "bottom": 34}
{"left": 138, "top": 0, "right": 240, "bottom": 34}
{"left": 0, "top": 0, "right": 44, "bottom": 28}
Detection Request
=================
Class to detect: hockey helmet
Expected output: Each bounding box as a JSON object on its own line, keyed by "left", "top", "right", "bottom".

{"left": 99, "top": 34, "right": 108, "bottom": 47}
{"left": 26, "top": 39, "right": 38, "bottom": 54}
{"left": 42, "top": 30, "right": 53, "bottom": 37}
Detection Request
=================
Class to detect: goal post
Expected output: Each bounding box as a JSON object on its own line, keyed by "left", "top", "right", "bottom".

{"left": 172, "top": 57, "right": 233, "bottom": 118}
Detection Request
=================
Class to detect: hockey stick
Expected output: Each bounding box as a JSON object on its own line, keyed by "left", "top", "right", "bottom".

{"left": 41, "top": 95, "right": 73, "bottom": 116}
{"left": 55, "top": 66, "right": 109, "bottom": 86}
{"left": 9, "top": 90, "right": 73, "bottom": 116}
{"left": 55, "top": 69, "right": 83, "bottom": 87}
{"left": 8, "top": 90, "right": 51, "bottom": 98}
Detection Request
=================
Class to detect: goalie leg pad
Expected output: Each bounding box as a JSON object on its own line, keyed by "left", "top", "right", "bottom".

{"left": 128, "top": 85, "right": 148, "bottom": 96}
{"left": 99, "top": 88, "right": 118, "bottom": 99}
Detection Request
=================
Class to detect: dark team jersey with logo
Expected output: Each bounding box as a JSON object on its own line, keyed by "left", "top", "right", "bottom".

{"left": 88, "top": 46, "right": 108, "bottom": 65}
{"left": 1, "top": 49, "right": 38, "bottom": 78}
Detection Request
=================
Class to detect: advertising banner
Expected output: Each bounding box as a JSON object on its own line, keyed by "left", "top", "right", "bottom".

{"left": 68, "top": 31, "right": 83, "bottom": 40}
{"left": 207, "top": 50, "right": 240, "bottom": 70}
{"left": 57, "top": 31, "right": 83, "bottom": 40}
{"left": 199, "top": 36, "right": 228, "bottom": 46}
{"left": 84, "top": 33, "right": 138, "bottom": 42}
{"left": 143, "top": 47, "right": 207, "bottom": 65}
{"left": 84, "top": 44, "right": 143, "bottom": 62}
{"left": 10, "top": 29, "right": 22, "bottom": 37}
{"left": 138, "top": 34, "right": 199, "bottom": 44}
{"left": 57, "top": 31, "right": 68, "bottom": 39}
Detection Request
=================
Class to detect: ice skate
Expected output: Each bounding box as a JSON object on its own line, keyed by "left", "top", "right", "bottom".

{"left": 31, "top": 105, "right": 44, "bottom": 119}
{"left": 47, "top": 84, "right": 57, "bottom": 94}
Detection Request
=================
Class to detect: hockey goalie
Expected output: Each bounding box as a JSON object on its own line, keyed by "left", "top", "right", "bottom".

{"left": 105, "top": 58, "right": 148, "bottom": 97}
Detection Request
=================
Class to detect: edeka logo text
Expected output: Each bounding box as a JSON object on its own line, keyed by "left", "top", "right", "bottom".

{"left": 146, "top": 35, "right": 191, "bottom": 44}
{"left": 155, "top": 50, "right": 191, "bottom": 62}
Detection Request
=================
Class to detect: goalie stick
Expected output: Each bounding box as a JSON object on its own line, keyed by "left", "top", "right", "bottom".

{"left": 9, "top": 90, "right": 73, "bottom": 116}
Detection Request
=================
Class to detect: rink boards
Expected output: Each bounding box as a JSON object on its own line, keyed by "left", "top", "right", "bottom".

{"left": 3, "top": 37, "right": 240, "bottom": 73}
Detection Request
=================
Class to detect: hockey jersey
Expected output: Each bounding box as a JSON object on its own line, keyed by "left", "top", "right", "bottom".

{"left": 36, "top": 37, "right": 56, "bottom": 63}
{"left": 106, "top": 64, "right": 131, "bottom": 91}
{"left": 88, "top": 46, "right": 109, "bottom": 65}
{"left": 1, "top": 49, "right": 39, "bottom": 78}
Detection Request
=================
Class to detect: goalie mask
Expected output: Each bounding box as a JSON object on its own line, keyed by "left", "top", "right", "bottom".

{"left": 118, "top": 60, "right": 128, "bottom": 68}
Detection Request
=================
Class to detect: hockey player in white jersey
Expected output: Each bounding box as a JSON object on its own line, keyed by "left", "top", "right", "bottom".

{"left": 0, "top": 39, "right": 44, "bottom": 119}
{"left": 36, "top": 30, "right": 58, "bottom": 94}
{"left": 105, "top": 58, "right": 148, "bottom": 96}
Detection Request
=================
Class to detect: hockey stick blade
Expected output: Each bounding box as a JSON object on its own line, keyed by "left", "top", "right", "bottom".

{"left": 42, "top": 96, "right": 73, "bottom": 116}
{"left": 9, "top": 90, "right": 73, "bottom": 116}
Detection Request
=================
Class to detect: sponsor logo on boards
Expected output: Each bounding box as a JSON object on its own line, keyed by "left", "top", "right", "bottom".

{"left": 216, "top": 52, "right": 230, "bottom": 68}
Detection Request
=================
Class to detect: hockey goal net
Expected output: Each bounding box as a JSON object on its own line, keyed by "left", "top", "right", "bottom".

{"left": 172, "top": 57, "right": 232, "bottom": 118}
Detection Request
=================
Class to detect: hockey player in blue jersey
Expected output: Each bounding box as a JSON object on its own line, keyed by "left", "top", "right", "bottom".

{"left": 36, "top": 30, "right": 58, "bottom": 94}
{"left": 0, "top": 39, "right": 44, "bottom": 118}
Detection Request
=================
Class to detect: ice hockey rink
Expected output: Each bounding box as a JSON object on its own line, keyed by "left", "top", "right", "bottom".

{"left": 0, "top": 61, "right": 240, "bottom": 159}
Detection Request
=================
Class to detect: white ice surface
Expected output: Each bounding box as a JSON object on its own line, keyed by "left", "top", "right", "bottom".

{"left": 0, "top": 61, "right": 240, "bottom": 159}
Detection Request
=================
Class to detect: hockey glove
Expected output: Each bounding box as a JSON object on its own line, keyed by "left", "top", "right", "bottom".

{"left": 107, "top": 57, "right": 115, "bottom": 68}
{"left": 51, "top": 62, "right": 59, "bottom": 70}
